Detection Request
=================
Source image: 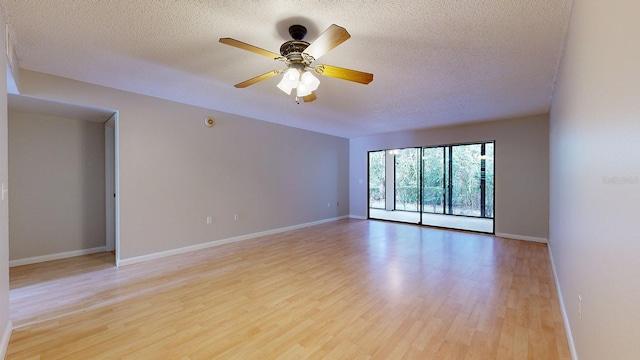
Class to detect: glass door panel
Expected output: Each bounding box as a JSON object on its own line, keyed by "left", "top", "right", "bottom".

{"left": 422, "top": 147, "right": 444, "bottom": 214}
{"left": 394, "top": 148, "right": 419, "bottom": 211}
{"left": 451, "top": 144, "right": 482, "bottom": 216}
{"left": 368, "top": 151, "right": 386, "bottom": 209}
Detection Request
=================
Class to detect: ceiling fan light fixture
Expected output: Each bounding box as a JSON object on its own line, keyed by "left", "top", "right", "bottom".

{"left": 276, "top": 77, "right": 294, "bottom": 95}
{"left": 300, "top": 71, "right": 320, "bottom": 92}
{"left": 277, "top": 68, "right": 301, "bottom": 95}
{"left": 283, "top": 68, "right": 300, "bottom": 86}
{"left": 296, "top": 83, "right": 312, "bottom": 97}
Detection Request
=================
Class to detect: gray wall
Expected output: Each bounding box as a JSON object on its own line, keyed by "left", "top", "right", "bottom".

{"left": 349, "top": 114, "right": 549, "bottom": 240}
{"left": 549, "top": 0, "right": 640, "bottom": 359}
{"left": 0, "top": 11, "right": 10, "bottom": 356}
{"left": 18, "top": 70, "right": 350, "bottom": 261}
{"left": 8, "top": 111, "right": 106, "bottom": 260}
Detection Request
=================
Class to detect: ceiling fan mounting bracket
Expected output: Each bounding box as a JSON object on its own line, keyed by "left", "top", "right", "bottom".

{"left": 288, "top": 24, "right": 308, "bottom": 41}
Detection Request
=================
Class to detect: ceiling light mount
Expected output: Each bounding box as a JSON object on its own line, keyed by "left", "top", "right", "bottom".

{"left": 288, "top": 24, "right": 307, "bottom": 41}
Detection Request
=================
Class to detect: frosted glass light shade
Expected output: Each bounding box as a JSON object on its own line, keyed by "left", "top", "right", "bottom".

{"left": 276, "top": 69, "right": 319, "bottom": 97}
{"left": 296, "top": 83, "right": 312, "bottom": 97}
{"left": 277, "top": 68, "right": 300, "bottom": 95}
{"left": 283, "top": 68, "right": 300, "bottom": 86}
{"left": 300, "top": 71, "right": 320, "bottom": 92}
{"left": 276, "top": 77, "right": 294, "bottom": 95}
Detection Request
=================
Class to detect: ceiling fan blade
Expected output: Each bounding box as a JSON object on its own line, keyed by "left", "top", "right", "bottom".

{"left": 303, "top": 92, "right": 317, "bottom": 102}
{"left": 219, "top": 38, "right": 281, "bottom": 59}
{"left": 234, "top": 69, "right": 283, "bottom": 88}
{"left": 315, "top": 64, "right": 373, "bottom": 84}
{"left": 303, "top": 24, "right": 351, "bottom": 61}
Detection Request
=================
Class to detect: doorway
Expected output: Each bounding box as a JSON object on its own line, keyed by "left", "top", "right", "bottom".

{"left": 7, "top": 94, "right": 119, "bottom": 265}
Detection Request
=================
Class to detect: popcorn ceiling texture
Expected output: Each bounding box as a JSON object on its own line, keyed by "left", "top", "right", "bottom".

{"left": 0, "top": 0, "right": 573, "bottom": 138}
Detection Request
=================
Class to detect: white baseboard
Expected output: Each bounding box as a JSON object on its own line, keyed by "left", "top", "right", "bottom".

{"left": 349, "top": 214, "right": 367, "bottom": 220}
{"left": 548, "top": 245, "right": 579, "bottom": 360}
{"left": 118, "top": 216, "right": 349, "bottom": 267}
{"left": 9, "top": 246, "right": 107, "bottom": 267}
{"left": 0, "top": 321, "right": 12, "bottom": 360}
{"left": 495, "top": 232, "right": 548, "bottom": 243}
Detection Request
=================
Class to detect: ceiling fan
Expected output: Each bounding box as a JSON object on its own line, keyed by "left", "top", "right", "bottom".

{"left": 219, "top": 24, "right": 373, "bottom": 103}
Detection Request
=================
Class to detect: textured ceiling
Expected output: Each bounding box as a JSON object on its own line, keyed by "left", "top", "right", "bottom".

{"left": 0, "top": 0, "right": 573, "bottom": 138}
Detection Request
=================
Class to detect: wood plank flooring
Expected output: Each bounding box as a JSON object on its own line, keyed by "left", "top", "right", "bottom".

{"left": 7, "top": 219, "right": 571, "bottom": 359}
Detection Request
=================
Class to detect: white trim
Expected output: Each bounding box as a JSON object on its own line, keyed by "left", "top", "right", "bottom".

{"left": 114, "top": 112, "right": 120, "bottom": 266}
{"left": 0, "top": 321, "right": 12, "bottom": 360}
{"left": 104, "top": 114, "right": 115, "bottom": 127}
{"left": 118, "top": 216, "right": 349, "bottom": 267}
{"left": 495, "top": 232, "right": 548, "bottom": 243}
{"left": 104, "top": 112, "right": 117, "bottom": 254}
{"left": 349, "top": 214, "right": 367, "bottom": 220}
{"left": 9, "top": 246, "right": 107, "bottom": 267}
{"left": 548, "top": 245, "right": 579, "bottom": 360}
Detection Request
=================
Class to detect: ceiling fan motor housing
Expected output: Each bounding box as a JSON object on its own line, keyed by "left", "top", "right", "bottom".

{"left": 280, "top": 25, "right": 309, "bottom": 62}
{"left": 280, "top": 40, "right": 309, "bottom": 58}
{"left": 280, "top": 25, "right": 311, "bottom": 61}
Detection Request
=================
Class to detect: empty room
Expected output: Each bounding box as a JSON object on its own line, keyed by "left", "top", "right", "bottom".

{"left": 0, "top": 1, "right": 638, "bottom": 359}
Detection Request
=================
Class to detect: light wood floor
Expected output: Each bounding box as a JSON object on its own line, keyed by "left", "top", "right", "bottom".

{"left": 7, "top": 219, "right": 570, "bottom": 359}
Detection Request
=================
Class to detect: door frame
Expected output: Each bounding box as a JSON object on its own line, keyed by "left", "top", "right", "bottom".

{"left": 104, "top": 112, "right": 120, "bottom": 265}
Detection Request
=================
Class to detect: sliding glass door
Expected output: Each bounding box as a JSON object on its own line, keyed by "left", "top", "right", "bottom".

{"left": 368, "top": 141, "right": 494, "bottom": 233}
{"left": 368, "top": 148, "right": 421, "bottom": 223}
{"left": 420, "top": 142, "right": 494, "bottom": 232}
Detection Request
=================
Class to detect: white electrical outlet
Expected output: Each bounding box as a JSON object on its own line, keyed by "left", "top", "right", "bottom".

{"left": 578, "top": 295, "right": 582, "bottom": 320}
{"left": 206, "top": 216, "right": 212, "bottom": 224}
{"left": 234, "top": 213, "right": 239, "bottom": 221}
